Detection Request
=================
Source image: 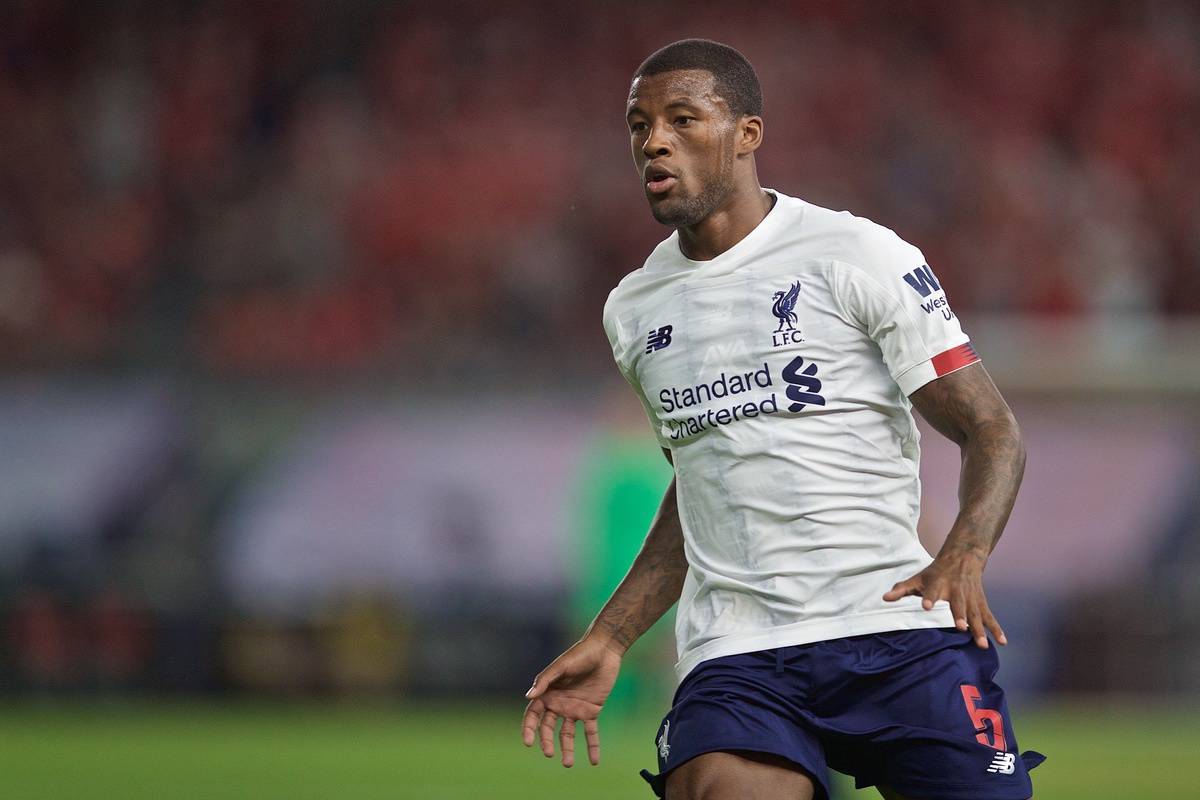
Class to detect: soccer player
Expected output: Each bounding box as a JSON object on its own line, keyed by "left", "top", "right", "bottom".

{"left": 521, "top": 39, "right": 1043, "bottom": 800}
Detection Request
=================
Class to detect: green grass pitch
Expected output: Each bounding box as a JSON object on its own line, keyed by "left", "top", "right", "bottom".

{"left": 0, "top": 701, "right": 1194, "bottom": 798}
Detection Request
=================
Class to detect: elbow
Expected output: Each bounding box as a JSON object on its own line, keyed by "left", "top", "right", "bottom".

{"left": 1009, "top": 414, "right": 1027, "bottom": 477}
{"left": 988, "top": 409, "right": 1026, "bottom": 477}
{"left": 965, "top": 410, "right": 1025, "bottom": 465}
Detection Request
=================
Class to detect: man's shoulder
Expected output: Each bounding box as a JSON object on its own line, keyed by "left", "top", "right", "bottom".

{"left": 604, "top": 234, "right": 680, "bottom": 315}
{"left": 602, "top": 270, "right": 644, "bottom": 331}
{"left": 797, "top": 200, "right": 925, "bottom": 286}
{"left": 803, "top": 201, "right": 920, "bottom": 261}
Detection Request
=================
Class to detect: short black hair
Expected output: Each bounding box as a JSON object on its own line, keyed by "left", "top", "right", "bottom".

{"left": 632, "top": 39, "right": 762, "bottom": 117}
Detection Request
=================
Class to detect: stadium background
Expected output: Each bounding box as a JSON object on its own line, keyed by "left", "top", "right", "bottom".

{"left": 1, "top": 0, "right": 1198, "bottom": 796}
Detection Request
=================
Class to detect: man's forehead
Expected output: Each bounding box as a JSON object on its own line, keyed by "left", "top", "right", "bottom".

{"left": 627, "top": 69, "right": 723, "bottom": 109}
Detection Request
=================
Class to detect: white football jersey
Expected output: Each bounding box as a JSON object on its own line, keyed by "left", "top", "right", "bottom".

{"left": 603, "top": 190, "right": 979, "bottom": 682}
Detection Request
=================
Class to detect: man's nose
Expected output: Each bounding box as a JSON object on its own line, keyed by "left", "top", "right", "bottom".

{"left": 642, "top": 122, "right": 672, "bottom": 159}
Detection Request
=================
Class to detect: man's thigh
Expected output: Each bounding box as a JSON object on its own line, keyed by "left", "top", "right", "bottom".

{"left": 811, "top": 630, "right": 1040, "bottom": 799}
{"left": 646, "top": 649, "right": 832, "bottom": 799}
{"left": 666, "top": 750, "right": 815, "bottom": 800}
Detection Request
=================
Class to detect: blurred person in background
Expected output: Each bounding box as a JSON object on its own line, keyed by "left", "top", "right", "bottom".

{"left": 523, "top": 39, "right": 1041, "bottom": 800}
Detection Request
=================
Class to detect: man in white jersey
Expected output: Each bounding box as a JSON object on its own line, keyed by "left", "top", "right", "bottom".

{"left": 522, "top": 39, "right": 1043, "bottom": 800}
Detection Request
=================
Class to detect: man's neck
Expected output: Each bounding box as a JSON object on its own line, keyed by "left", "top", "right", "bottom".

{"left": 677, "top": 183, "right": 774, "bottom": 262}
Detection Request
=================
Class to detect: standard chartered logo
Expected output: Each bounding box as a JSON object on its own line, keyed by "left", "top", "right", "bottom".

{"left": 781, "top": 356, "right": 826, "bottom": 412}
{"left": 659, "top": 357, "right": 826, "bottom": 440}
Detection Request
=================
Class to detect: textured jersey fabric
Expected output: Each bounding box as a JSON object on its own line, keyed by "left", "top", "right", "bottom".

{"left": 603, "top": 190, "right": 980, "bottom": 682}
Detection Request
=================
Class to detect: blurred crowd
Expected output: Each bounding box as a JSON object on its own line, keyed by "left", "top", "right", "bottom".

{"left": 2, "top": 1, "right": 1199, "bottom": 699}
{"left": 0, "top": 0, "right": 1198, "bottom": 378}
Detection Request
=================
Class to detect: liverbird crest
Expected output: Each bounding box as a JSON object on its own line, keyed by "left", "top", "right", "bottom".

{"left": 771, "top": 281, "right": 801, "bottom": 332}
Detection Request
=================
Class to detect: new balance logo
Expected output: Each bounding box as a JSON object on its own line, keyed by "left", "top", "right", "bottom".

{"left": 987, "top": 751, "right": 1016, "bottom": 775}
{"left": 657, "top": 720, "right": 671, "bottom": 760}
{"left": 646, "top": 325, "right": 673, "bottom": 353}
{"left": 902, "top": 264, "right": 942, "bottom": 298}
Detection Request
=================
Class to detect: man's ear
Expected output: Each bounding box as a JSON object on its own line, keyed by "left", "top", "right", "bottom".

{"left": 737, "top": 115, "right": 764, "bottom": 156}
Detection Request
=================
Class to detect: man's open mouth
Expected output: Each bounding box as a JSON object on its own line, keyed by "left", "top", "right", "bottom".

{"left": 645, "top": 166, "right": 678, "bottom": 195}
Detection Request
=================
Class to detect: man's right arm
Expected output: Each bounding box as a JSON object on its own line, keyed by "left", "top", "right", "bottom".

{"left": 522, "top": 453, "right": 686, "bottom": 767}
{"left": 585, "top": 468, "right": 687, "bottom": 654}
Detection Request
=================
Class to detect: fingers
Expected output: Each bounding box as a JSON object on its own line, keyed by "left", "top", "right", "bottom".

{"left": 559, "top": 718, "right": 576, "bottom": 767}
{"left": 972, "top": 601, "right": 1006, "bottom": 648}
{"left": 523, "top": 703, "right": 601, "bottom": 766}
{"left": 525, "top": 662, "right": 563, "bottom": 700}
{"left": 886, "top": 567, "right": 1007, "bottom": 649}
{"left": 539, "top": 710, "right": 558, "bottom": 758}
{"left": 967, "top": 604, "right": 988, "bottom": 649}
{"left": 883, "top": 574, "right": 947, "bottom": 612}
{"left": 882, "top": 577, "right": 921, "bottom": 602}
{"left": 523, "top": 658, "right": 565, "bottom": 752}
{"left": 948, "top": 589, "right": 969, "bottom": 632}
{"left": 522, "top": 664, "right": 552, "bottom": 749}
{"left": 985, "top": 608, "right": 1008, "bottom": 646}
{"left": 522, "top": 698, "right": 544, "bottom": 747}
{"left": 584, "top": 719, "right": 601, "bottom": 766}
{"left": 958, "top": 593, "right": 1006, "bottom": 649}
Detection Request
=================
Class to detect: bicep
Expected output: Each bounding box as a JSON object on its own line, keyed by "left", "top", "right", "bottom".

{"left": 908, "top": 362, "right": 1017, "bottom": 446}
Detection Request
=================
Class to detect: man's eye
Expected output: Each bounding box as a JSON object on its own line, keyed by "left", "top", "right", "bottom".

{"left": 674, "top": 116, "right": 694, "bottom": 126}
{"left": 630, "top": 122, "right": 648, "bottom": 133}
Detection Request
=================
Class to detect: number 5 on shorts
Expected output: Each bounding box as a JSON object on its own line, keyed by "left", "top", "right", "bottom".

{"left": 960, "top": 684, "right": 1007, "bottom": 751}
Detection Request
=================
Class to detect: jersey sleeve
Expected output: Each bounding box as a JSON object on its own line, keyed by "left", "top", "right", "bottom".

{"left": 603, "top": 287, "right": 672, "bottom": 449}
{"left": 830, "top": 227, "right": 979, "bottom": 396}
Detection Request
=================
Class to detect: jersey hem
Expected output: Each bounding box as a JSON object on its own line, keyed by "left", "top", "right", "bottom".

{"left": 674, "top": 605, "right": 956, "bottom": 683}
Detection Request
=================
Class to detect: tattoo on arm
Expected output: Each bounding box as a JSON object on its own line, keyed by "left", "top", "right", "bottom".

{"left": 909, "top": 363, "right": 1025, "bottom": 559}
{"left": 587, "top": 477, "right": 687, "bottom": 653}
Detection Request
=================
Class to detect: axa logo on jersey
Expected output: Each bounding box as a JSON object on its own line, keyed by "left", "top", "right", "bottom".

{"left": 771, "top": 281, "right": 805, "bottom": 347}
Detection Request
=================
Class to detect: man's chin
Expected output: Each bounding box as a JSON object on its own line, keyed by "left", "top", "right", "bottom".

{"left": 649, "top": 198, "right": 704, "bottom": 228}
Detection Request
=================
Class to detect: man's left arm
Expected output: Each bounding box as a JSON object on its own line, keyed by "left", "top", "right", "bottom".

{"left": 883, "top": 361, "right": 1026, "bottom": 649}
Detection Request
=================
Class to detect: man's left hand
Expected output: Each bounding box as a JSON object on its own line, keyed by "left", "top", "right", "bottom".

{"left": 883, "top": 549, "right": 1007, "bottom": 649}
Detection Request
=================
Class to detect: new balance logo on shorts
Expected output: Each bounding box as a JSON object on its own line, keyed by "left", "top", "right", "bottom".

{"left": 987, "top": 751, "right": 1016, "bottom": 775}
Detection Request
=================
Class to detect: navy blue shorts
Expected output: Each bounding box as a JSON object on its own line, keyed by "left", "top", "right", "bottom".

{"left": 640, "top": 628, "right": 1044, "bottom": 800}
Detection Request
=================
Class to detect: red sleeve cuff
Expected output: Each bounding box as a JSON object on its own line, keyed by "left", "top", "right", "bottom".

{"left": 931, "top": 342, "right": 980, "bottom": 377}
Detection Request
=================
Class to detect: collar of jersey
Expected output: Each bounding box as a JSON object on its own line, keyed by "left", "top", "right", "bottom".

{"left": 662, "top": 188, "right": 791, "bottom": 271}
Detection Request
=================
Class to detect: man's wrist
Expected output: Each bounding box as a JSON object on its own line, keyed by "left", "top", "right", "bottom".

{"left": 936, "top": 535, "right": 990, "bottom": 566}
{"left": 583, "top": 623, "right": 631, "bottom": 657}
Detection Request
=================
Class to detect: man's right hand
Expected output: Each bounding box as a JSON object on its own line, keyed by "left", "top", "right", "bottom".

{"left": 521, "top": 635, "right": 622, "bottom": 767}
